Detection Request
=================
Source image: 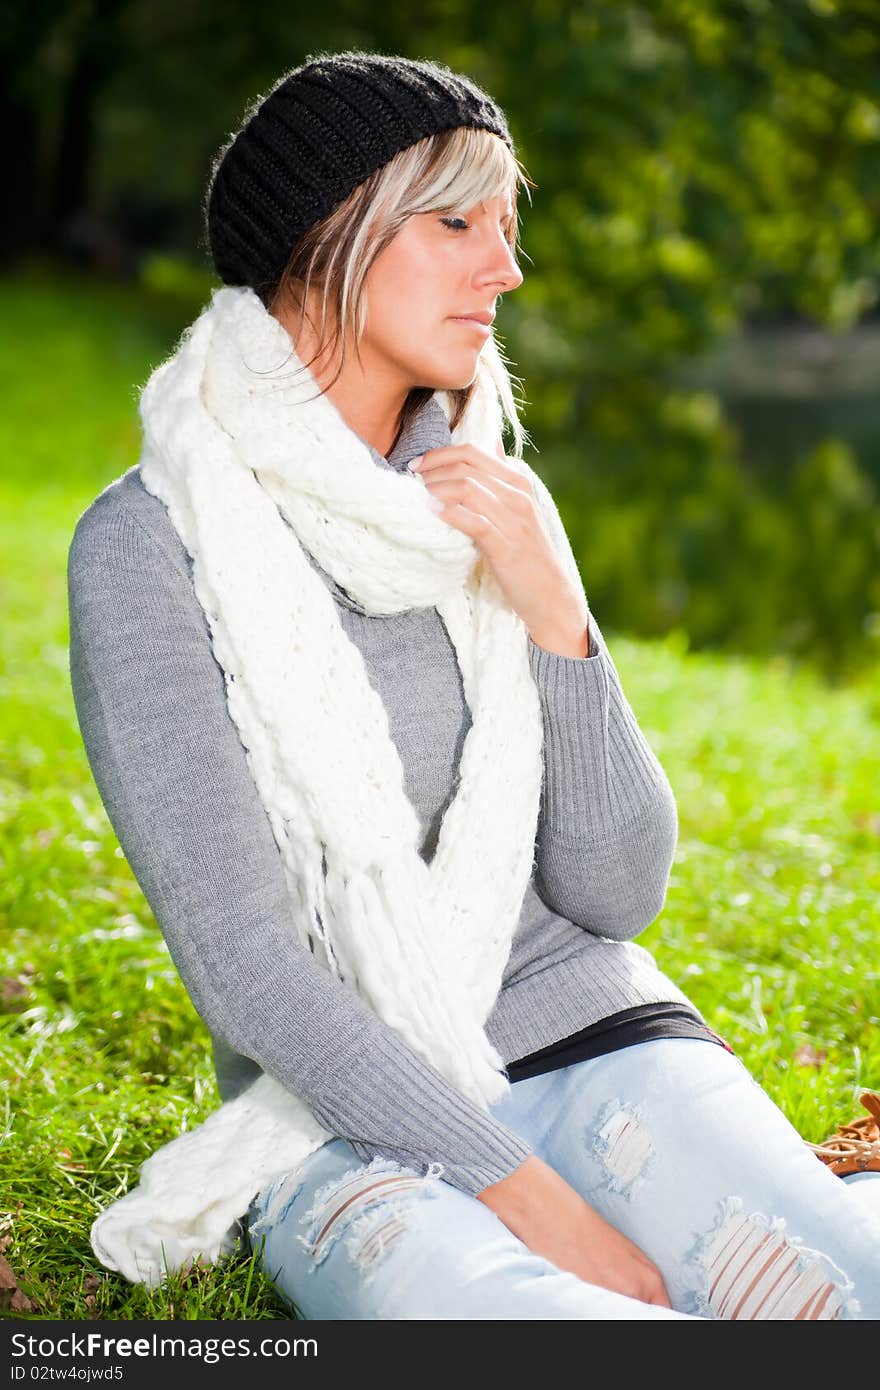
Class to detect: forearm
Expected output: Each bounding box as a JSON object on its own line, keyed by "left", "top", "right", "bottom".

{"left": 524, "top": 476, "right": 678, "bottom": 934}
{"left": 528, "top": 595, "right": 592, "bottom": 660}
{"left": 528, "top": 619, "right": 678, "bottom": 935}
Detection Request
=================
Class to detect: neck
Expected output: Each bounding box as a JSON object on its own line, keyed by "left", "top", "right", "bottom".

{"left": 271, "top": 297, "right": 410, "bottom": 460}
{"left": 324, "top": 366, "right": 409, "bottom": 460}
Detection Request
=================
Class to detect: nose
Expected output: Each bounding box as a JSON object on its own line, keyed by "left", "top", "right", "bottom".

{"left": 478, "top": 225, "right": 524, "bottom": 295}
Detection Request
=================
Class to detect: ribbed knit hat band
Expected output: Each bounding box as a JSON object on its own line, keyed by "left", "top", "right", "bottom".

{"left": 205, "top": 51, "right": 515, "bottom": 291}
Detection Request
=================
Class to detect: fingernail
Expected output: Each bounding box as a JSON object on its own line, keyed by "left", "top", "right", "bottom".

{"left": 426, "top": 494, "right": 445, "bottom": 513}
{"left": 408, "top": 455, "right": 425, "bottom": 472}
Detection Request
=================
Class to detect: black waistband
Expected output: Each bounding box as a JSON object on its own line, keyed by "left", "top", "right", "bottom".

{"left": 504, "top": 1002, "right": 733, "bottom": 1083}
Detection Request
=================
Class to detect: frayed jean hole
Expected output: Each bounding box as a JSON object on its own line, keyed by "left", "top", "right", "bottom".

{"left": 589, "top": 1102, "right": 655, "bottom": 1196}
{"left": 303, "top": 1154, "right": 427, "bottom": 1216}
{"left": 692, "top": 1201, "right": 859, "bottom": 1320}
{"left": 298, "top": 1158, "right": 443, "bottom": 1272}
{"left": 248, "top": 1170, "right": 308, "bottom": 1240}
{"left": 344, "top": 1207, "right": 416, "bottom": 1286}
{"left": 299, "top": 1177, "right": 432, "bottom": 1272}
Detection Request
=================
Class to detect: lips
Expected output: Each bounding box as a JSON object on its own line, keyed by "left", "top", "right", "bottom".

{"left": 449, "top": 315, "right": 494, "bottom": 336}
{"left": 450, "top": 311, "right": 495, "bottom": 326}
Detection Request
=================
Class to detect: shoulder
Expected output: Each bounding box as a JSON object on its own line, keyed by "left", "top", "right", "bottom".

{"left": 68, "top": 465, "right": 192, "bottom": 586}
{"left": 67, "top": 467, "right": 201, "bottom": 648}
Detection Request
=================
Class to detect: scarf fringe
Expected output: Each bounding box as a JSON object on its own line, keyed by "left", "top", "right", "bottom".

{"left": 91, "top": 1073, "right": 332, "bottom": 1288}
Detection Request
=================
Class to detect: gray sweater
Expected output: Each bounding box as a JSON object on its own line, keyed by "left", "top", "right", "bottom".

{"left": 67, "top": 394, "right": 701, "bottom": 1198}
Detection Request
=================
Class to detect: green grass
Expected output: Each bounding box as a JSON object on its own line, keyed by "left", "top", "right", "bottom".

{"left": 1, "top": 268, "right": 878, "bottom": 1320}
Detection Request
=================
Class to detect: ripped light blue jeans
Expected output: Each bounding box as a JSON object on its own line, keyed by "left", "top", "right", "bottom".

{"left": 245, "top": 1039, "right": 880, "bottom": 1320}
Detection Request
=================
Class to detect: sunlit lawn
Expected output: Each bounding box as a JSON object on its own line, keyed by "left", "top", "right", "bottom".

{"left": 1, "top": 270, "right": 878, "bottom": 1319}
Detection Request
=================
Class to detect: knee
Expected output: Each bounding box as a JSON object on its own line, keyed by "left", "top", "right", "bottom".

{"left": 296, "top": 1155, "right": 446, "bottom": 1283}
{"left": 687, "top": 1197, "right": 861, "bottom": 1320}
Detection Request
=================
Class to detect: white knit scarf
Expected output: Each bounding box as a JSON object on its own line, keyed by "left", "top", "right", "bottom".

{"left": 90, "top": 284, "right": 557, "bottom": 1287}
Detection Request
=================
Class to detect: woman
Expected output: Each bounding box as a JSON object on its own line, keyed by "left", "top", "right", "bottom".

{"left": 68, "top": 51, "right": 880, "bottom": 1320}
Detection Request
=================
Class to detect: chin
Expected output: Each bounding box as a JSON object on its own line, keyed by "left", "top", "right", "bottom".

{"left": 417, "top": 359, "right": 480, "bottom": 392}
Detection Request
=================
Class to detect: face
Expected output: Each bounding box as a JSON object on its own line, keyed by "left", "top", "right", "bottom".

{"left": 358, "top": 193, "right": 524, "bottom": 392}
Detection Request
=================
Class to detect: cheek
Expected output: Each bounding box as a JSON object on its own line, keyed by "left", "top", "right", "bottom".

{"left": 367, "top": 279, "right": 442, "bottom": 355}
{"left": 362, "top": 235, "right": 470, "bottom": 376}
{"left": 367, "top": 236, "right": 453, "bottom": 331}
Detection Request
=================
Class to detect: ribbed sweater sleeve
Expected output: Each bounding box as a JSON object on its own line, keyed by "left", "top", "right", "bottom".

{"left": 525, "top": 482, "right": 679, "bottom": 939}
{"left": 66, "top": 498, "right": 533, "bottom": 1197}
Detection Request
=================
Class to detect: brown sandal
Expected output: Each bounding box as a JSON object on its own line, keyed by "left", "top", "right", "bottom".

{"left": 806, "top": 1092, "right": 880, "bottom": 1177}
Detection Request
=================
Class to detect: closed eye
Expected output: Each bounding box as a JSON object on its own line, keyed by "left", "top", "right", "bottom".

{"left": 440, "top": 212, "right": 517, "bottom": 243}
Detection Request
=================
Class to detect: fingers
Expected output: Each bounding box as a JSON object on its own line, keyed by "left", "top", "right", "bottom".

{"left": 427, "top": 471, "right": 507, "bottom": 515}
{"left": 418, "top": 460, "right": 533, "bottom": 520}
{"left": 412, "top": 443, "right": 531, "bottom": 494}
{"left": 416, "top": 456, "right": 529, "bottom": 541}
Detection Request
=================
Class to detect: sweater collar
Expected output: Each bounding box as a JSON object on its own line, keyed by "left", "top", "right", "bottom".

{"left": 361, "top": 394, "right": 452, "bottom": 474}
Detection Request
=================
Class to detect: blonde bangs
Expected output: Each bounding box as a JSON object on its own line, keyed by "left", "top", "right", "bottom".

{"left": 387, "top": 126, "right": 531, "bottom": 246}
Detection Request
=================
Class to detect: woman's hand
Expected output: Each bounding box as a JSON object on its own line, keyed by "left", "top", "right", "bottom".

{"left": 477, "top": 1154, "right": 672, "bottom": 1309}
{"left": 410, "top": 443, "right": 590, "bottom": 657}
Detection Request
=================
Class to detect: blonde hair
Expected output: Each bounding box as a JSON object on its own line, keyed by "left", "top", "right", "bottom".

{"left": 262, "top": 126, "right": 537, "bottom": 459}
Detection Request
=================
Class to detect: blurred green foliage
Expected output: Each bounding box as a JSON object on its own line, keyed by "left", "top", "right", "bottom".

{"left": 6, "top": 0, "right": 880, "bottom": 681}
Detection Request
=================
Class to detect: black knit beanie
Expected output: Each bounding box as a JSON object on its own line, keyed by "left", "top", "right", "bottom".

{"left": 204, "top": 50, "right": 514, "bottom": 291}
